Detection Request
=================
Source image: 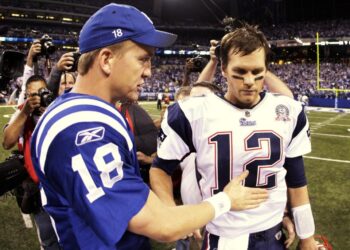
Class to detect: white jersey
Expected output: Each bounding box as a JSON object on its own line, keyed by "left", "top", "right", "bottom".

{"left": 180, "top": 153, "right": 202, "bottom": 205}
{"left": 155, "top": 92, "right": 311, "bottom": 238}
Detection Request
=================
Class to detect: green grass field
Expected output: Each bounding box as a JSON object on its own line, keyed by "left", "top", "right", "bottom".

{"left": 0, "top": 103, "right": 349, "bottom": 249}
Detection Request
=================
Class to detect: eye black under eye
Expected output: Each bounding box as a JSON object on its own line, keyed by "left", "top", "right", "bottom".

{"left": 232, "top": 75, "right": 244, "bottom": 80}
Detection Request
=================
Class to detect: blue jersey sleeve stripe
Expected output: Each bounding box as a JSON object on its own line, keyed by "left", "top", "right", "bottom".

{"left": 36, "top": 103, "right": 127, "bottom": 157}
{"left": 291, "top": 107, "right": 307, "bottom": 142}
{"left": 34, "top": 97, "right": 127, "bottom": 155}
{"left": 152, "top": 157, "right": 180, "bottom": 175}
{"left": 37, "top": 111, "right": 133, "bottom": 174}
{"left": 283, "top": 156, "right": 307, "bottom": 188}
{"left": 167, "top": 103, "right": 195, "bottom": 153}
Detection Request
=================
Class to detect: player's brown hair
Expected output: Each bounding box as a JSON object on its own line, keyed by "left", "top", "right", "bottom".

{"left": 220, "top": 23, "right": 270, "bottom": 69}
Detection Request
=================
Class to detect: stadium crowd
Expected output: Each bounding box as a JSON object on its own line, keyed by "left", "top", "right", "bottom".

{"left": 2, "top": 51, "right": 350, "bottom": 104}
{"left": 141, "top": 57, "right": 350, "bottom": 100}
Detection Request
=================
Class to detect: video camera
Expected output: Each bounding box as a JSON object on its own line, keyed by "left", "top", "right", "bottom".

{"left": 0, "top": 50, "right": 25, "bottom": 91}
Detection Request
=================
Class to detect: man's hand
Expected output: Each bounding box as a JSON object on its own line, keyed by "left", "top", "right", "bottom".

{"left": 297, "top": 236, "right": 317, "bottom": 250}
{"left": 22, "top": 94, "right": 41, "bottom": 115}
{"left": 184, "top": 58, "right": 195, "bottom": 75}
{"left": 223, "top": 170, "right": 268, "bottom": 211}
{"left": 136, "top": 151, "right": 153, "bottom": 165}
{"left": 283, "top": 214, "right": 296, "bottom": 248}
{"left": 56, "top": 52, "right": 74, "bottom": 71}
{"left": 209, "top": 39, "right": 219, "bottom": 62}
{"left": 27, "top": 40, "right": 41, "bottom": 67}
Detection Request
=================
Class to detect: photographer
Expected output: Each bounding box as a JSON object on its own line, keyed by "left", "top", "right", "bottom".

{"left": 47, "top": 52, "right": 76, "bottom": 97}
{"left": 17, "top": 39, "right": 41, "bottom": 105}
{"left": 3, "top": 75, "right": 60, "bottom": 250}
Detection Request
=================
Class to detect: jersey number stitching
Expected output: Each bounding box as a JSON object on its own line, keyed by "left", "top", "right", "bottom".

{"left": 209, "top": 131, "right": 282, "bottom": 195}
{"left": 72, "top": 142, "right": 124, "bottom": 203}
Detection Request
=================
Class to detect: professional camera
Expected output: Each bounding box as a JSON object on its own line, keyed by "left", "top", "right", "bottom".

{"left": 38, "top": 34, "right": 56, "bottom": 57}
{"left": 38, "top": 87, "right": 55, "bottom": 107}
{"left": 68, "top": 52, "right": 81, "bottom": 72}
{"left": 222, "top": 17, "right": 244, "bottom": 33}
{"left": 186, "top": 44, "right": 208, "bottom": 73}
{"left": 215, "top": 17, "right": 245, "bottom": 59}
{"left": 32, "top": 87, "right": 55, "bottom": 116}
{"left": 191, "top": 56, "right": 208, "bottom": 73}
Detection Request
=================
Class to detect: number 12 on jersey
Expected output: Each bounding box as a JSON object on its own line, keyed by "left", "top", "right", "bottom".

{"left": 209, "top": 131, "right": 282, "bottom": 195}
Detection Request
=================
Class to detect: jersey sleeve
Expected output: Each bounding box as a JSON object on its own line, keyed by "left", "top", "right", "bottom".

{"left": 286, "top": 103, "right": 311, "bottom": 158}
{"left": 153, "top": 103, "right": 196, "bottom": 175}
{"left": 44, "top": 121, "right": 149, "bottom": 246}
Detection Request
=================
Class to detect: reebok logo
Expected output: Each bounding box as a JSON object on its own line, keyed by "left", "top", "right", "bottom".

{"left": 75, "top": 127, "right": 105, "bottom": 146}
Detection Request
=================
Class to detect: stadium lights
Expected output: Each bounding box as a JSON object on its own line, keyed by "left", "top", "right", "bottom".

{"left": 62, "top": 17, "right": 73, "bottom": 22}
{"left": 294, "top": 37, "right": 303, "bottom": 44}
{"left": 315, "top": 41, "right": 349, "bottom": 46}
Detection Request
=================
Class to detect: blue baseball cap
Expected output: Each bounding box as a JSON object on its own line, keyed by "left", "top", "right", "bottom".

{"left": 79, "top": 3, "right": 177, "bottom": 53}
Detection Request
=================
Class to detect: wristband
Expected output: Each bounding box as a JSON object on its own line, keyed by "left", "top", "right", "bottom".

{"left": 204, "top": 192, "right": 231, "bottom": 219}
{"left": 292, "top": 204, "right": 315, "bottom": 239}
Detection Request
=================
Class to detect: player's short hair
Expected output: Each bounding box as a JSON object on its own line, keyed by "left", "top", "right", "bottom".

{"left": 78, "top": 42, "right": 124, "bottom": 76}
{"left": 220, "top": 23, "right": 270, "bottom": 69}
{"left": 193, "top": 81, "right": 223, "bottom": 95}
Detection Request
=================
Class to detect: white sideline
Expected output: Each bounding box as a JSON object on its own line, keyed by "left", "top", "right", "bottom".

{"left": 304, "top": 156, "right": 350, "bottom": 164}
{"left": 312, "top": 133, "right": 350, "bottom": 138}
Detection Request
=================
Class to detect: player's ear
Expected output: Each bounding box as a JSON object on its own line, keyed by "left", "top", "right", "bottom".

{"left": 98, "top": 48, "right": 114, "bottom": 75}
{"left": 221, "top": 64, "right": 227, "bottom": 78}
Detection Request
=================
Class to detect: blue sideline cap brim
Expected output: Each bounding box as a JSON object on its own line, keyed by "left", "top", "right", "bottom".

{"left": 132, "top": 29, "right": 177, "bottom": 48}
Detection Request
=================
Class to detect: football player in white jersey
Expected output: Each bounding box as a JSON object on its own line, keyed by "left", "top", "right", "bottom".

{"left": 30, "top": 4, "right": 270, "bottom": 250}
{"left": 150, "top": 24, "right": 317, "bottom": 250}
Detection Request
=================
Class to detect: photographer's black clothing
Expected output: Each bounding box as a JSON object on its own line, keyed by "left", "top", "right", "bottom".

{"left": 120, "top": 103, "right": 158, "bottom": 183}
{"left": 47, "top": 66, "right": 62, "bottom": 97}
{"left": 5, "top": 103, "right": 61, "bottom": 249}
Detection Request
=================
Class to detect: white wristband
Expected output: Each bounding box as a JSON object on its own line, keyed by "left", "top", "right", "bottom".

{"left": 292, "top": 204, "right": 315, "bottom": 239}
{"left": 204, "top": 192, "right": 231, "bottom": 219}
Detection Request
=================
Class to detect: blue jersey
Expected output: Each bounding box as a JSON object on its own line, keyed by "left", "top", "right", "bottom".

{"left": 31, "top": 93, "right": 150, "bottom": 250}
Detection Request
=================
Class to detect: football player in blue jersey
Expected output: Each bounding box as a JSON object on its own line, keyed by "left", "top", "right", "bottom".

{"left": 150, "top": 24, "right": 317, "bottom": 249}
{"left": 30, "top": 4, "right": 270, "bottom": 250}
